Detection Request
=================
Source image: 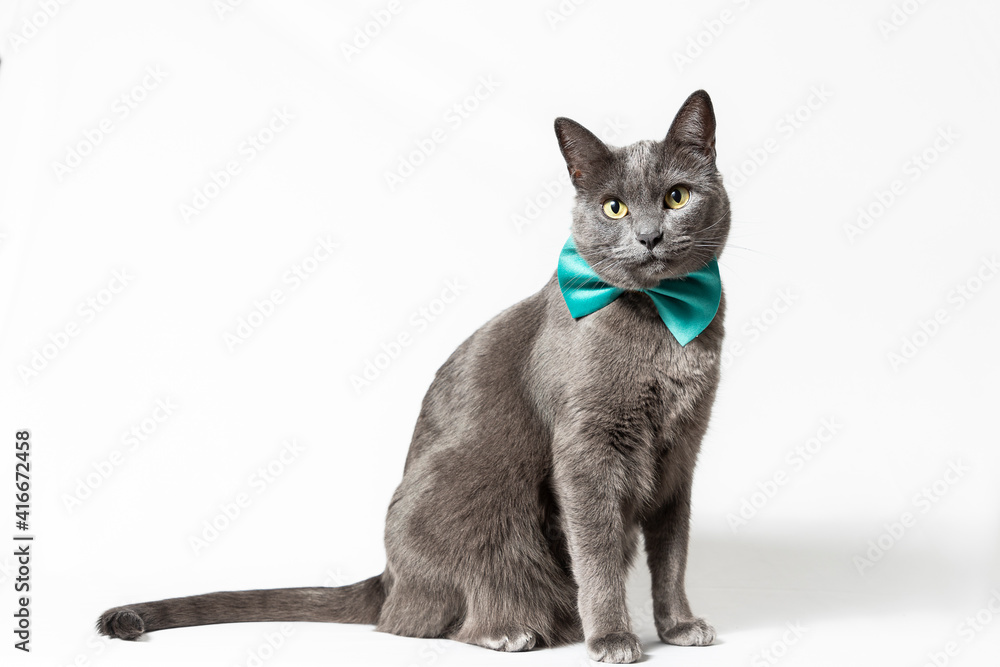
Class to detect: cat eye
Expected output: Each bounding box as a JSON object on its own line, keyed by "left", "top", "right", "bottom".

{"left": 665, "top": 186, "right": 690, "bottom": 210}
{"left": 602, "top": 199, "right": 628, "bottom": 219}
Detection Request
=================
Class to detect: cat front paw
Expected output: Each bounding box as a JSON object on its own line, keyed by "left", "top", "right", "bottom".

{"left": 587, "top": 631, "right": 643, "bottom": 663}
{"left": 658, "top": 617, "right": 715, "bottom": 646}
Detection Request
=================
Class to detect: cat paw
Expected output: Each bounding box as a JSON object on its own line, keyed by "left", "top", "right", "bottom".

{"left": 659, "top": 617, "right": 715, "bottom": 646}
{"left": 479, "top": 630, "right": 537, "bottom": 652}
{"left": 587, "top": 631, "right": 643, "bottom": 663}
{"left": 97, "top": 608, "right": 145, "bottom": 640}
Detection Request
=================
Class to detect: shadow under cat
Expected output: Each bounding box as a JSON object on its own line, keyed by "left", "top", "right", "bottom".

{"left": 626, "top": 527, "right": 974, "bottom": 642}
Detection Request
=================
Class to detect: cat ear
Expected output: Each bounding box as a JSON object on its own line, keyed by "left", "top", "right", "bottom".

{"left": 554, "top": 117, "right": 612, "bottom": 186}
{"left": 665, "top": 90, "right": 717, "bottom": 160}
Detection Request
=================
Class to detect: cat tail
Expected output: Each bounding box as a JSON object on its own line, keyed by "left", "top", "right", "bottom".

{"left": 97, "top": 574, "right": 386, "bottom": 640}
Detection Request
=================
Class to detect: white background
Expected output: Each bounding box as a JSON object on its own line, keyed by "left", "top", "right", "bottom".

{"left": 1, "top": 1, "right": 999, "bottom": 665}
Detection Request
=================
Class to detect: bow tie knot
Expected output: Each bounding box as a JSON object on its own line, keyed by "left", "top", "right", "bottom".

{"left": 557, "top": 237, "right": 721, "bottom": 346}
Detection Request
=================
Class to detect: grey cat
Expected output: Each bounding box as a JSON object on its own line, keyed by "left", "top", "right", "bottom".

{"left": 98, "top": 89, "right": 729, "bottom": 664}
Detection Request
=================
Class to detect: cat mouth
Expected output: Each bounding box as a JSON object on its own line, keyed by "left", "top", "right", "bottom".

{"left": 637, "top": 253, "right": 667, "bottom": 265}
{"left": 635, "top": 248, "right": 685, "bottom": 269}
{"left": 625, "top": 259, "right": 675, "bottom": 288}
{"left": 630, "top": 249, "right": 700, "bottom": 283}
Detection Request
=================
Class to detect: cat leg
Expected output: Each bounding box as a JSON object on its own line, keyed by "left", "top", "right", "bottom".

{"left": 448, "top": 549, "right": 576, "bottom": 652}
{"left": 553, "top": 436, "right": 643, "bottom": 664}
{"left": 641, "top": 479, "right": 715, "bottom": 646}
{"left": 374, "top": 572, "right": 460, "bottom": 640}
{"left": 450, "top": 596, "right": 539, "bottom": 653}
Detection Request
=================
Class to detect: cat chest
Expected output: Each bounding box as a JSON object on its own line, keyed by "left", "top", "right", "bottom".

{"left": 620, "top": 356, "right": 714, "bottom": 438}
{"left": 572, "top": 329, "right": 716, "bottom": 433}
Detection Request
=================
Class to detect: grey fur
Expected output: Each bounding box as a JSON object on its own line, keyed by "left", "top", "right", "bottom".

{"left": 98, "top": 90, "right": 730, "bottom": 664}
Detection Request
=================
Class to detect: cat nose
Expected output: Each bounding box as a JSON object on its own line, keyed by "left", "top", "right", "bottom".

{"left": 636, "top": 231, "right": 662, "bottom": 250}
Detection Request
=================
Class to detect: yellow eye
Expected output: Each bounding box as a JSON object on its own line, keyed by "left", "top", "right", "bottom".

{"left": 602, "top": 199, "right": 628, "bottom": 219}
{"left": 665, "top": 186, "right": 690, "bottom": 209}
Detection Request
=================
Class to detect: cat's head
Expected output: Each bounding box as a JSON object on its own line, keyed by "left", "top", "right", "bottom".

{"left": 555, "top": 90, "right": 729, "bottom": 289}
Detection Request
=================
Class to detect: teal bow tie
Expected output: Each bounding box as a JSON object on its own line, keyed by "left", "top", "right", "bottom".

{"left": 557, "top": 237, "right": 721, "bottom": 346}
